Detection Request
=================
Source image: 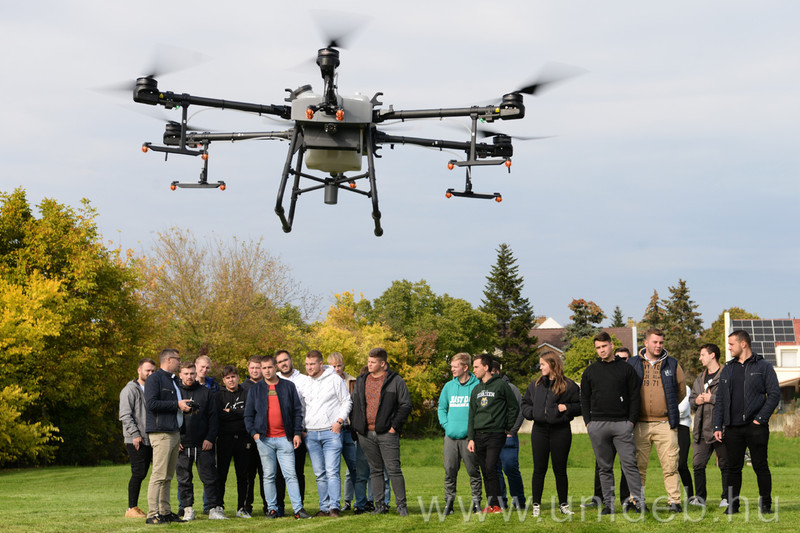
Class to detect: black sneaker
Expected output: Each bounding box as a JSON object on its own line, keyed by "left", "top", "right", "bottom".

{"left": 397, "top": 506, "right": 408, "bottom": 517}
{"left": 668, "top": 503, "right": 682, "bottom": 513}
{"left": 471, "top": 503, "right": 481, "bottom": 514}
{"left": 601, "top": 506, "right": 615, "bottom": 515}
{"left": 371, "top": 502, "right": 389, "bottom": 515}
{"left": 294, "top": 508, "right": 311, "bottom": 519}
{"left": 443, "top": 503, "right": 454, "bottom": 516}
{"left": 162, "top": 512, "right": 182, "bottom": 523}
{"left": 364, "top": 501, "right": 375, "bottom": 512}
{"left": 343, "top": 501, "right": 351, "bottom": 511}
{"left": 145, "top": 515, "right": 167, "bottom": 525}
{"left": 266, "top": 510, "right": 279, "bottom": 519}
{"left": 353, "top": 507, "right": 365, "bottom": 515}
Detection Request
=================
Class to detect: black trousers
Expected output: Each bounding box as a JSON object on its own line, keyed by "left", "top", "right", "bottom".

{"left": 474, "top": 432, "right": 506, "bottom": 508}
{"left": 275, "top": 439, "right": 307, "bottom": 511}
{"left": 693, "top": 438, "right": 729, "bottom": 502}
{"left": 217, "top": 434, "right": 252, "bottom": 511}
{"left": 724, "top": 423, "right": 772, "bottom": 510}
{"left": 176, "top": 446, "right": 222, "bottom": 508}
{"left": 125, "top": 443, "right": 152, "bottom": 509}
{"left": 677, "top": 424, "right": 694, "bottom": 497}
{"left": 531, "top": 423, "right": 572, "bottom": 506}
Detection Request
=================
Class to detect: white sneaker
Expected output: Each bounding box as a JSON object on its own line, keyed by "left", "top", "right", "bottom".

{"left": 688, "top": 496, "right": 705, "bottom": 507}
{"left": 719, "top": 498, "right": 728, "bottom": 508}
{"left": 531, "top": 504, "right": 540, "bottom": 517}
{"left": 182, "top": 507, "right": 195, "bottom": 521}
{"left": 236, "top": 508, "right": 252, "bottom": 518}
{"left": 209, "top": 506, "right": 228, "bottom": 520}
{"left": 559, "top": 503, "right": 574, "bottom": 515}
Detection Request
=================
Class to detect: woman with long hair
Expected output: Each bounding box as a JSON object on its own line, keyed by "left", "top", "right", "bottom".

{"left": 521, "top": 351, "right": 581, "bottom": 517}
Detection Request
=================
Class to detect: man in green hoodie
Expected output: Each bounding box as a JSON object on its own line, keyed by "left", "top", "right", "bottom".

{"left": 467, "top": 353, "right": 520, "bottom": 513}
{"left": 438, "top": 352, "right": 482, "bottom": 515}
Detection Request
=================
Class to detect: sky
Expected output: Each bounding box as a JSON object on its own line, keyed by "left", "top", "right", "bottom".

{"left": 1, "top": 0, "right": 798, "bottom": 328}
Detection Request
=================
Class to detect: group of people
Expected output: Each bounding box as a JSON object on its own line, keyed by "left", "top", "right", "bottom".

{"left": 119, "top": 327, "right": 780, "bottom": 523}
{"left": 119, "top": 347, "right": 411, "bottom": 524}
{"left": 439, "top": 328, "right": 781, "bottom": 517}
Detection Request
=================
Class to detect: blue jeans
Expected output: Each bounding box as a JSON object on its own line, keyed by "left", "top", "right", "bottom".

{"left": 496, "top": 434, "right": 526, "bottom": 508}
{"left": 305, "top": 429, "right": 343, "bottom": 512}
{"left": 256, "top": 437, "right": 303, "bottom": 513}
{"left": 342, "top": 429, "right": 366, "bottom": 508}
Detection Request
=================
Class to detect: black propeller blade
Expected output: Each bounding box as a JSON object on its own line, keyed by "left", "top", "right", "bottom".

{"left": 512, "top": 62, "right": 586, "bottom": 97}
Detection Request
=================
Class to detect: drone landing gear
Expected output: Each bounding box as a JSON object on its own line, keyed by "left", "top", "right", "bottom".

{"left": 275, "top": 129, "right": 383, "bottom": 236}
{"left": 167, "top": 142, "right": 226, "bottom": 191}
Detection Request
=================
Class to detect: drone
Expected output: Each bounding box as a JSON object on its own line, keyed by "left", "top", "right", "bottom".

{"left": 133, "top": 43, "right": 571, "bottom": 236}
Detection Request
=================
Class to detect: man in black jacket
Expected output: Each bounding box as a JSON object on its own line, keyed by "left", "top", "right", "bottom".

{"left": 175, "top": 361, "right": 226, "bottom": 521}
{"left": 713, "top": 330, "right": 780, "bottom": 514}
{"left": 144, "top": 349, "right": 192, "bottom": 524}
{"left": 580, "top": 332, "right": 644, "bottom": 515}
{"left": 350, "top": 347, "right": 412, "bottom": 516}
{"left": 216, "top": 365, "right": 253, "bottom": 518}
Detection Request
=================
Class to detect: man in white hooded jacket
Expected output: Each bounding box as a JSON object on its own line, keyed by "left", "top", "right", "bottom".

{"left": 303, "top": 350, "right": 353, "bottom": 517}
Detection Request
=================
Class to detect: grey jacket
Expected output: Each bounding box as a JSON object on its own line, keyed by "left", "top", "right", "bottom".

{"left": 689, "top": 369, "right": 719, "bottom": 444}
{"left": 119, "top": 380, "right": 150, "bottom": 446}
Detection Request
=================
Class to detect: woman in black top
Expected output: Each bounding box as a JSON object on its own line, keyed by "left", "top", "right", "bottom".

{"left": 521, "top": 351, "right": 581, "bottom": 517}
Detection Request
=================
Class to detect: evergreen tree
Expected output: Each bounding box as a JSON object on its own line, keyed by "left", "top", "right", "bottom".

{"left": 480, "top": 243, "right": 537, "bottom": 386}
{"left": 611, "top": 305, "right": 626, "bottom": 327}
{"left": 563, "top": 299, "right": 606, "bottom": 345}
{"left": 663, "top": 279, "right": 704, "bottom": 374}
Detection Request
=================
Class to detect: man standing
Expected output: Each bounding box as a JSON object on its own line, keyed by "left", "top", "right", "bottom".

{"left": 175, "top": 361, "right": 226, "bottom": 521}
{"left": 240, "top": 355, "right": 268, "bottom": 515}
{"left": 586, "top": 347, "right": 632, "bottom": 509}
{"left": 144, "top": 349, "right": 192, "bottom": 524}
{"left": 437, "top": 352, "right": 482, "bottom": 515}
{"left": 351, "top": 347, "right": 413, "bottom": 516}
{"left": 466, "top": 353, "right": 520, "bottom": 513}
{"left": 275, "top": 350, "right": 311, "bottom": 514}
{"left": 216, "top": 365, "right": 253, "bottom": 519}
{"left": 120, "top": 357, "right": 156, "bottom": 518}
{"left": 628, "top": 328, "right": 686, "bottom": 512}
{"left": 581, "top": 332, "right": 644, "bottom": 515}
{"left": 302, "top": 350, "right": 352, "bottom": 517}
{"left": 713, "top": 330, "right": 780, "bottom": 514}
{"left": 491, "top": 360, "right": 526, "bottom": 510}
{"left": 689, "top": 343, "right": 729, "bottom": 508}
{"left": 327, "top": 352, "right": 363, "bottom": 513}
{"left": 195, "top": 355, "right": 220, "bottom": 395}
{"left": 244, "top": 355, "right": 311, "bottom": 520}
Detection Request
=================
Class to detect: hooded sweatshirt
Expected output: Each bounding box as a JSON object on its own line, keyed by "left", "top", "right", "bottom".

{"left": 467, "top": 374, "right": 519, "bottom": 440}
{"left": 303, "top": 365, "right": 353, "bottom": 431}
{"left": 438, "top": 373, "right": 479, "bottom": 439}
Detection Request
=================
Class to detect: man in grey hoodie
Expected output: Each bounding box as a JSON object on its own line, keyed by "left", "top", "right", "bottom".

{"left": 119, "top": 357, "right": 156, "bottom": 518}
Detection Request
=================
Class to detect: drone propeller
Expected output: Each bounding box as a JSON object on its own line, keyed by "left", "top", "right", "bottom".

{"left": 476, "top": 126, "right": 553, "bottom": 142}
{"left": 311, "top": 10, "right": 371, "bottom": 50}
{"left": 511, "top": 62, "right": 586, "bottom": 97}
{"left": 98, "top": 45, "right": 208, "bottom": 93}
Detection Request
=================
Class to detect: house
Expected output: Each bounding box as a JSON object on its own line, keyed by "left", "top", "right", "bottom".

{"left": 530, "top": 317, "right": 638, "bottom": 356}
{"left": 725, "top": 313, "right": 800, "bottom": 407}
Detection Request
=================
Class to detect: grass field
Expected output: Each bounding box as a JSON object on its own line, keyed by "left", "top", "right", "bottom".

{"left": 1, "top": 434, "right": 798, "bottom": 532}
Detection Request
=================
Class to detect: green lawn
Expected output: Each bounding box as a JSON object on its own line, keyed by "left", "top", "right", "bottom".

{"left": 1, "top": 434, "right": 798, "bottom": 532}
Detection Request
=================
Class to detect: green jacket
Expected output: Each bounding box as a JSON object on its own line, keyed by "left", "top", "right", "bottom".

{"left": 467, "top": 375, "right": 519, "bottom": 440}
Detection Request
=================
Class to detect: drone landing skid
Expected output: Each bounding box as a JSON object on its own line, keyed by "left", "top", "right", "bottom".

{"left": 445, "top": 189, "right": 502, "bottom": 201}
{"left": 171, "top": 180, "right": 226, "bottom": 189}
{"left": 275, "top": 129, "right": 383, "bottom": 236}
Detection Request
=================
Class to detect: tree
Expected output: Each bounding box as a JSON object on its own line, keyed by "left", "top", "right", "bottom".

{"left": 700, "top": 307, "right": 760, "bottom": 353}
{"left": 662, "top": 279, "right": 704, "bottom": 374}
{"left": 563, "top": 299, "right": 606, "bottom": 345}
{"left": 480, "top": 244, "right": 537, "bottom": 387}
{"left": 0, "top": 188, "right": 147, "bottom": 464}
{"left": 610, "top": 306, "right": 626, "bottom": 328}
{"left": 642, "top": 290, "right": 666, "bottom": 330}
{"left": 136, "top": 229, "right": 319, "bottom": 366}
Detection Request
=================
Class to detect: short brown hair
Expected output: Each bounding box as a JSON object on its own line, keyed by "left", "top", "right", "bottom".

{"left": 138, "top": 357, "right": 156, "bottom": 368}
{"left": 368, "top": 347, "right": 388, "bottom": 363}
{"left": 306, "top": 350, "right": 324, "bottom": 362}
{"left": 728, "top": 330, "right": 751, "bottom": 348}
{"left": 180, "top": 360, "right": 196, "bottom": 370}
{"left": 248, "top": 355, "right": 263, "bottom": 365}
{"left": 222, "top": 365, "right": 239, "bottom": 377}
{"left": 645, "top": 328, "right": 664, "bottom": 339}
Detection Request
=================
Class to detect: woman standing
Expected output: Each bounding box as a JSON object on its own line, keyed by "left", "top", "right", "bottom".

{"left": 521, "top": 351, "right": 582, "bottom": 517}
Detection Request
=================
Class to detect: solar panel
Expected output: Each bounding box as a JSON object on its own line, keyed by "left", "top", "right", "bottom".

{"left": 730, "top": 319, "right": 796, "bottom": 366}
